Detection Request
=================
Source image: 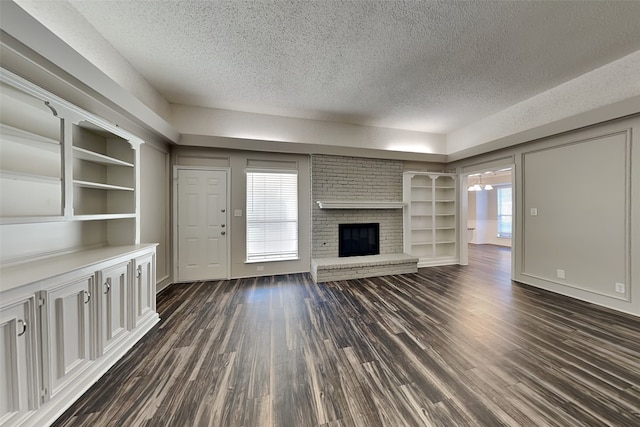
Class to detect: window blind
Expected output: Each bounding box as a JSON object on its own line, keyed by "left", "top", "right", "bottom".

{"left": 246, "top": 170, "right": 298, "bottom": 262}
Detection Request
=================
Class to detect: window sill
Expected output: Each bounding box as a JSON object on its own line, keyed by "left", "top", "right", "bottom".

{"left": 245, "top": 258, "right": 300, "bottom": 264}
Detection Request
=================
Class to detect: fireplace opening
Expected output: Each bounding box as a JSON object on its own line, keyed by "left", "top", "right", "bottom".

{"left": 339, "top": 223, "right": 380, "bottom": 257}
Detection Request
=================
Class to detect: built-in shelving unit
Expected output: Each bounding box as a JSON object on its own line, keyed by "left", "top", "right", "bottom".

{"left": 0, "top": 82, "right": 63, "bottom": 223}
{"left": 71, "top": 120, "right": 138, "bottom": 226}
{"left": 0, "top": 67, "right": 143, "bottom": 248}
{"left": 403, "top": 172, "right": 458, "bottom": 267}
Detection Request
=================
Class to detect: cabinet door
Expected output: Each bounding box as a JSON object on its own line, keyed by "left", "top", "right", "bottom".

{"left": 131, "top": 253, "right": 156, "bottom": 329}
{"left": 43, "top": 276, "right": 93, "bottom": 399}
{"left": 98, "top": 262, "right": 129, "bottom": 356}
{"left": 0, "top": 297, "right": 38, "bottom": 425}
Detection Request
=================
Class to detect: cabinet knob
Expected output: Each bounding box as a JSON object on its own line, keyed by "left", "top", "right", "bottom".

{"left": 84, "top": 291, "right": 91, "bottom": 304}
{"left": 221, "top": 224, "right": 225, "bottom": 228}
{"left": 17, "top": 319, "right": 27, "bottom": 337}
{"left": 221, "top": 209, "right": 226, "bottom": 213}
{"left": 221, "top": 231, "right": 226, "bottom": 236}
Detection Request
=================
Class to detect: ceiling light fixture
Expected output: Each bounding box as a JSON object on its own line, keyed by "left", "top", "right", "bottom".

{"left": 467, "top": 172, "right": 494, "bottom": 191}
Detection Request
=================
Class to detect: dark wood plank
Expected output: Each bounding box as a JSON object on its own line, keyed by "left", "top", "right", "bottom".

{"left": 53, "top": 245, "right": 640, "bottom": 426}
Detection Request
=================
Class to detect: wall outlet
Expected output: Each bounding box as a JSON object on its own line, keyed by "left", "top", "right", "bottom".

{"left": 556, "top": 269, "right": 565, "bottom": 279}
{"left": 530, "top": 208, "right": 538, "bottom": 216}
{"left": 234, "top": 209, "right": 243, "bottom": 217}
{"left": 257, "top": 266, "right": 264, "bottom": 271}
{"left": 615, "top": 283, "right": 626, "bottom": 294}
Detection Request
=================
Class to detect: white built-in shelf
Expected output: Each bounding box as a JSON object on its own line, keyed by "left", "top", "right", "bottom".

{"left": 1, "top": 123, "right": 59, "bottom": 149}
{"left": 316, "top": 200, "right": 404, "bottom": 209}
{"left": 72, "top": 213, "right": 136, "bottom": 221}
{"left": 73, "top": 179, "right": 134, "bottom": 191}
{"left": 1, "top": 170, "right": 61, "bottom": 184}
{"left": 403, "top": 171, "right": 458, "bottom": 267}
{"left": 72, "top": 146, "right": 134, "bottom": 167}
{"left": 0, "top": 215, "right": 65, "bottom": 225}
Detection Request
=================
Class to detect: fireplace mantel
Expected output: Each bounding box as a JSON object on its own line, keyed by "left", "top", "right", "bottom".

{"left": 316, "top": 200, "right": 404, "bottom": 209}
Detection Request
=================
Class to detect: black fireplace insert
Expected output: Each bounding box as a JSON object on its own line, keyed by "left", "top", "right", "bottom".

{"left": 339, "top": 223, "right": 380, "bottom": 257}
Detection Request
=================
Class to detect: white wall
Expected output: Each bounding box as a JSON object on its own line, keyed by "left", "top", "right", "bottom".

{"left": 139, "top": 141, "right": 171, "bottom": 290}
{"left": 173, "top": 105, "right": 447, "bottom": 159}
{"left": 521, "top": 130, "right": 629, "bottom": 302}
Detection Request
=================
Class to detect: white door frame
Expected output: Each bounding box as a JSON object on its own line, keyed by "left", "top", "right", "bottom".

{"left": 172, "top": 166, "right": 231, "bottom": 282}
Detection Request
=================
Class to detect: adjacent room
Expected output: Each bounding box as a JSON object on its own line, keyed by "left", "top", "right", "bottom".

{"left": 1, "top": 1, "right": 639, "bottom": 426}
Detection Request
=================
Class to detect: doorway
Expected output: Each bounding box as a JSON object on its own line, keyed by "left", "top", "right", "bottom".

{"left": 175, "top": 168, "right": 229, "bottom": 282}
{"left": 461, "top": 166, "right": 514, "bottom": 277}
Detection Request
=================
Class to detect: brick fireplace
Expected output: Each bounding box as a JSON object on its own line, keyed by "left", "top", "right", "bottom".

{"left": 310, "top": 154, "right": 417, "bottom": 282}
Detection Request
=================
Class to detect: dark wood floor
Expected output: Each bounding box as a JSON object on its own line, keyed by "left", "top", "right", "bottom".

{"left": 53, "top": 245, "right": 640, "bottom": 426}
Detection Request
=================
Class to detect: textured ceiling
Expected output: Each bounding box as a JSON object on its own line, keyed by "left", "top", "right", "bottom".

{"left": 24, "top": 1, "right": 640, "bottom": 134}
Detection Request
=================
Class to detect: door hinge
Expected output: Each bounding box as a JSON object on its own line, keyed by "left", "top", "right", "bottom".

{"left": 37, "top": 297, "right": 46, "bottom": 307}
{"left": 40, "top": 388, "right": 48, "bottom": 402}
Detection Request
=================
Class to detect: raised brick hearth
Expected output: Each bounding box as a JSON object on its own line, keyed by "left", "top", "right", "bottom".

{"left": 311, "top": 253, "right": 418, "bottom": 283}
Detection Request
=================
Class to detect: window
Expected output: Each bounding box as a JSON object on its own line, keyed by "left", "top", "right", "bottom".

{"left": 246, "top": 169, "right": 298, "bottom": 262}
{"left": 497, "top": 186, "right": 512, "bottom": 238}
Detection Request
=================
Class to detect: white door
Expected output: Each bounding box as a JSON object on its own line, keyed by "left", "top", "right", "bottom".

{"left": 177, "top": 169, "right": 228, "bottom": 281}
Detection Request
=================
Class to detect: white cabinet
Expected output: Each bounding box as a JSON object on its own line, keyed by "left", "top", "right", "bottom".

{"left": 96, "top": 262, "right": 129, "bottom": 357}
{"left": 0, "top": 297, "right": 38, "bottom": 426}
{"left": 0, "top": 245, "right": 159, "bottom": 427}
{"left": 131, "top": 252, "right": 156, "bottom": 329}
{"left": 403, "top": 172, "right": 458, "bottom": 267}
{"left": 41, "top": 276, "right": 94, "bottom": 400}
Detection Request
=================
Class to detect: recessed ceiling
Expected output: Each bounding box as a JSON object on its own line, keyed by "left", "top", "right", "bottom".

{"left": 14, "top": 1, "right": 640, "bottom": 135}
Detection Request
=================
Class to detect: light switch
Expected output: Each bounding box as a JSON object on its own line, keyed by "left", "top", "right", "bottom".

{"left": 234, "top": 209, "right": 243, "bottom": 217}
{"left": 530, "top": 208, "right": 538, "bottom": 216}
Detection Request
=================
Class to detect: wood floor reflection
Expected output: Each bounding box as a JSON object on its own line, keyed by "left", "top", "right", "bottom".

{"left": 53, "top": 245, "right": 640, "bottom": 426}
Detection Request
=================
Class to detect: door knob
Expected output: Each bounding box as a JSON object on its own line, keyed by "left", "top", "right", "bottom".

{"left": 221, "top": 231, "right": 226, "bottom": 235}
